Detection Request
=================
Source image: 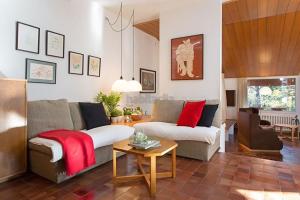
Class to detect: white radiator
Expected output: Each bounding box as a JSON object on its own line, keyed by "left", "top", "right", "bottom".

{"left": 259, "top": 111, "right": 296, "bottom": 125}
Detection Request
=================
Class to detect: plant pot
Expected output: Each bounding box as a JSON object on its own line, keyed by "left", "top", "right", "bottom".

{"left": 124, "top": 115, "right": 132, "bottom": 122}
{"left": 117, "top": 116, "right": 124, "bottom": 123}
{"left": 111, "top": 116, "right": 124, "bottom": 123}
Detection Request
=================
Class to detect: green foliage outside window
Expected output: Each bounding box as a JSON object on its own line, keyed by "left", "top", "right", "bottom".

{"left": 247, "top": 82, "right": 296, "bottom": 112}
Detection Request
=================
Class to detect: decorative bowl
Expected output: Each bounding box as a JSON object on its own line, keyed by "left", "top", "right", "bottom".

{"left": 131, "top": 114, "right": 143, "bottom": 121}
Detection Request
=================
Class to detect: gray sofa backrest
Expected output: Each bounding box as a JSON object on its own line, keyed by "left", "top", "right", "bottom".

{"left": 27, "top": 99, "right": 74, "bottom": 138}
{"left": 151, "top": 99, "right": 221, "bottom": 127}
{"left": 151, "top": 100, "right": 185, "bottom": 123}
{"left": 69, "top": 102, "right": 86, "bottom": 130}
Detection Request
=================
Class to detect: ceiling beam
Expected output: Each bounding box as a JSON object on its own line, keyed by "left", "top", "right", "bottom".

{"left": 134, "top": 19, "right": 159, "bottom": 40}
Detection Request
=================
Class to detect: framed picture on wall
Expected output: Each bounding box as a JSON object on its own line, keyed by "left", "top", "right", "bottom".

{"left": 25, "top": 58, "right": 56, "bottom": 84}
{"left": 46, "top": 30, "right": 65, "bottom": 58}
{"left": 171, "top": 34, "right": 203, "bottom": 80}
{"left": 87, "top": 55, "right": 101, "bottom": 77}
{"left": 16, "top": 22, "right": 40, "bottom": 54}
{"left": 140, "top": 68, "right": 156, "bottom": 93}
{"left": 68, "top": 51, "right": 84, "bottom": 75}
{"left": 226, "top": 90, "right": 236, "bottom": 107}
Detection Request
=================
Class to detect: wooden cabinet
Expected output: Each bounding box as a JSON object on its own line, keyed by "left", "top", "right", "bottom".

{"left": 0, "top": 79, "right": 27, "bottom": 183}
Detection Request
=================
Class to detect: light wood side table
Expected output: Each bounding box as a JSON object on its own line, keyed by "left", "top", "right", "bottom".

{"left": 111, "top": 115, "right": 151, "bottom": 127}
{"left": 274, "top": 124, "right": 300, "bottom": 141}
{"left": 112, "top": 138, "right": 178, "bottom": 197}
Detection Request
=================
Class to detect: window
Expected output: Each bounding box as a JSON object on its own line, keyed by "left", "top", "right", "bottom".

{"left": 247, "top": 78, "right": 296, "bottom": 112}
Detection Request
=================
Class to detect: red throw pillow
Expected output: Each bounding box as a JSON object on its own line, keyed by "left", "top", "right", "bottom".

{"left": 177, "top": 101, "right": 206, "bottom": 128}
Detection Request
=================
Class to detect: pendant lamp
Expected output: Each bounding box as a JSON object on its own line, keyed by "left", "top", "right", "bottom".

{"left": 127, "top": 10, "right": 142, "bottom": 92}
{"left": 111, "top": 2, "right": 128, "bottom": 92}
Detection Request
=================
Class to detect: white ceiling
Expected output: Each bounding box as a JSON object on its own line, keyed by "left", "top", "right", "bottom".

{"left": 100, "top": 0, "right": 226, "bottom": 23}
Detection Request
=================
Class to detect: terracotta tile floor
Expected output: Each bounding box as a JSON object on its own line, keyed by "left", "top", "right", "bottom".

{"left": 1, "top": 153, "right": 300, "bottom": 200}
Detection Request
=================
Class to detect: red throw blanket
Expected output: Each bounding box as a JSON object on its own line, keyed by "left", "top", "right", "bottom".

{"left": 38, "top": 129, "right": 96, "bottom": 176}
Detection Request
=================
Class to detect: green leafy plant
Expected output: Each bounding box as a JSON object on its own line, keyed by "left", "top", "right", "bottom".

{"left": 110, "top": 109, "right": 123, "bottom": 117}
{"left": 123, "top": 107, "right": 133, "bottom": 115}
{"left": 95, "top": 91, "right": 122, "bottom": 116}
{"left": 132, "top": 106, "right": 143, "bottom": 115}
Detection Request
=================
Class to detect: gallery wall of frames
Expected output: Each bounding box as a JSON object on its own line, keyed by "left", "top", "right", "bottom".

{"left": 16, "top": 21, "right": 101, "bottom": 84}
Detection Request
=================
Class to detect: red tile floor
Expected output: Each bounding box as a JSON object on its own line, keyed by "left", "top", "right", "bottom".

{"left": 1, "top": 152, "right": 300, "bottom": 200}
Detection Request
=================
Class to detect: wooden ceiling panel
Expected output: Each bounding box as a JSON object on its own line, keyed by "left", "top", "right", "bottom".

{"left": 134, "top": 19, "right": 159, "bottom": 40}
{"left": 223, "top": 0, "right": 300, "bottom": 78}
{"left": 223, "top": 0, "right": 300, "bottom": 25}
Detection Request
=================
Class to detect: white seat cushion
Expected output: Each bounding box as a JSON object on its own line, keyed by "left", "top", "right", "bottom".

{"left": 29, "top": 125, "right": 134, "bottom": 162}
{"left": 133, "top": 122, "right": 219, "bottom": 144}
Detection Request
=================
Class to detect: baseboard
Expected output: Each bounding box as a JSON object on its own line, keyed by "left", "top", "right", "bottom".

{"left": 0, "top": 170, "right": 26, "bottom": 183}
{"left": 239, "top": 143, "right": 281, "bottom": 154}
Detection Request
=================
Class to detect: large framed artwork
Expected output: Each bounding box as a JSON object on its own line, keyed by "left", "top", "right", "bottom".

{"left": 171, "top": 34, "right": 203, "bottom": 80}
{"left": 25, "top": 59, "right": 56, "bottom": 84}
{"left": 87, "top": 55, "right": 101, "bottom": 77}
{"left": 68, "top": 51, "right": 84, "bottom": 75}
{"left": 46, "top": 30, "right": 65, "bottom": 58}
{"left": 16, "top": 22, "right": 40, "bottom": 54}
{"left": 140, "top": 68, "right": 156, "bottom": 93}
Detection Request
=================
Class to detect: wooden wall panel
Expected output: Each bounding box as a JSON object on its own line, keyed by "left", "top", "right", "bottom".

{"left": 0, "top": 79, "right": 27, "bottom": 183}
{"left": 223, "top": 0, "right": 300, "bottom": 78}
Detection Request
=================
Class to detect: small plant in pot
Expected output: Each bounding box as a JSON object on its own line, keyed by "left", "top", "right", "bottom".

{"left": 110, "top": 109, "right": 124, "bottom": 123}
{"left": 123, "top": 107, "right": 133, "bottom": 122}
{"left": 123, "top": 107, "right": 133, "bottom": 116}
{"left": 95, "top": 91, "right": 123, "bottom": 122}
{"left": 131, "top": 106, "right": 143, "bottom": 121}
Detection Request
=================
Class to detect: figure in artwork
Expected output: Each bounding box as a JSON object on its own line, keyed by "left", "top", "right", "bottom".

{"left": 175, "top": 39, "right": 200, "bottom": 78}
{"left": 171, "top": 34, "right": 203, "bottom": 80}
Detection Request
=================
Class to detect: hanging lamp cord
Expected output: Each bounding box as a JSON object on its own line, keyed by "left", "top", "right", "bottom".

{"left": 106, "top": 7, "right": 134, "bottom": 32}
{"left": 105, "top": 2, "right": 136, "bottom": 79}
{"left": 120, "top": 2, "right": 123, "bottom": 79}
{"left": 132, "top": 10, "right": 135, "bottom": 80}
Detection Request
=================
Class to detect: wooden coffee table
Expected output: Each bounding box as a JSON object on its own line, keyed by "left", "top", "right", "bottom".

{"left": 274, "top": 124, "right": 299, "bottom": 141}
{"left": 112, "top": 138, "right": 178, "bottom": 197}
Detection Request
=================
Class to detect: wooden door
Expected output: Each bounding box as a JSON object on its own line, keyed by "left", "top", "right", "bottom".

{"left": 0, "top": 79, "right": 27, "bottom": 183}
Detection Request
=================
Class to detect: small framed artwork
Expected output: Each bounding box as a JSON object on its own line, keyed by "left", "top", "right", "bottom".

{"left": 25, "top": 59, "right": 56, "bottom": 84}
{"left": 87, "top": 55, "right": 101, "bottom": 77}
{"left": 171, "top": 34, "right": 203, "bottom": 80}
{"left": 46, "top": 30, "right": 65, "bottom": 58}
{"left": 140, "top": 68, "right": 156, "bottom": 93}
{"left": 68, "top": 51, "right": 84, "bottom": 75}
{"left": 226, "top": 90, "right": 236, "bottom": 107}
{"left": 16, "top": 22, "right": 40, "bottom": 54}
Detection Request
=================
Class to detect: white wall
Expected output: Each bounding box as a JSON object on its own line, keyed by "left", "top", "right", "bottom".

{"left": 125, "top": 28, "right": 159, "bottom": 114}
{"left": 159, "top": 0, "right": 222, "bottom": 101}
{"left": 0, "top": 0, "right": 158, "bottom": 102}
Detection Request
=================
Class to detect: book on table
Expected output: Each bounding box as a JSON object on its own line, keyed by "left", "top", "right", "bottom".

{"left": 129, "top": 140, "right": 161, "bottom": 150}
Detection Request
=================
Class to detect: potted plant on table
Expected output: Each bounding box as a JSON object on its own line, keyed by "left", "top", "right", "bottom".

{"left": 123, "top": 107, "right": 133, "bottom": 122}
{"left": 95, "top": 91, "right": 123, "bottom": 123}
{"left": 131, "top": 106, "right": 143, "bottom": 121}
{"left": 110, "top": 108, "right": 124, "bottom": 123}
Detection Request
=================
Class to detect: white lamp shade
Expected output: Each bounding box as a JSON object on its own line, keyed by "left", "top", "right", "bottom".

{"left": 127, "top": 80, "right": 142, "bottom": 92}
{"left": 111, "top": 79, "right": 128, "bottom": 92}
